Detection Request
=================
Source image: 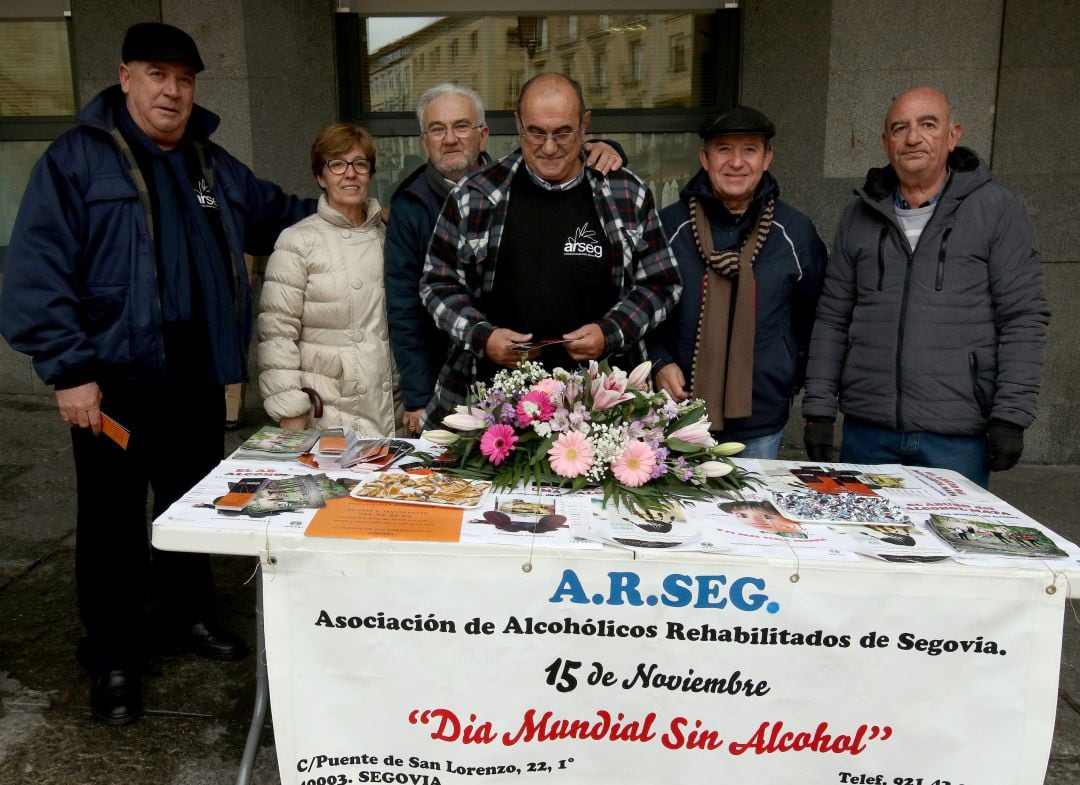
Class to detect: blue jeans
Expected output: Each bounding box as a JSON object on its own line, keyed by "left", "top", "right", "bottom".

{"left": 839, "top": 417, "right": 989, "bottom": 488}
{"left": 730, "top": 428, "right": 785, "bottom": 460}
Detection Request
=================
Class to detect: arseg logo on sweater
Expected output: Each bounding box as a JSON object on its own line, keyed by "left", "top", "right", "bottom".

{"left": 564, "top": 223, "right": 604, "bottom": 259}
{"left": 195, "top": 178, "right": 218, "bottom": 209}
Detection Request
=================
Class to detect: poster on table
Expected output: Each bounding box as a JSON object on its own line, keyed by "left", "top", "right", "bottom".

{"left": 261, "top": 548, "right": 1063, "bottom": 785}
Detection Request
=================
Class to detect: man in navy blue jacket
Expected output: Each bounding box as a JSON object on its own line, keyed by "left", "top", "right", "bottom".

{"left": 0, "top": 23, "right": 312, "bottom": 725}
{"left": 647, "top": 106, "right": 827, "bottom": 457}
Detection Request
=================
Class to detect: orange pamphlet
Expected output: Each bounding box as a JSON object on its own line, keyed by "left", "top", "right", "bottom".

{"left": 305, "top": 497, "right": 463, "bottom": 542}
{"left": 100, "top": 413, "right": 130, "bottom": 450}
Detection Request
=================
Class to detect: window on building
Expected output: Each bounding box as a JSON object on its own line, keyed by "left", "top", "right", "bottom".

{"left": 670, "top": 33, "right": 688, "bottom": 73}
{"left": 0, "top": 15, "right": 76, "bottom": 270}
{"left": 346, "top": 8, "right": 740, "bottom": 202}
{"left": 627, "top": 39, "right": 644, "bottom": 86}
{"left": 591, "top": 46, "right": 608, "bottom": 98}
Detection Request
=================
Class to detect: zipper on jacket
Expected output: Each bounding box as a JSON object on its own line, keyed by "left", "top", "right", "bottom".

{"left": 894, "top": 235, "right": 915, "bottom": 431}
{"left": 876, "top": 227, "right": 887, "bottom": 290}
{"left": 935, "top": 227, "right": 952, "bottom": 291}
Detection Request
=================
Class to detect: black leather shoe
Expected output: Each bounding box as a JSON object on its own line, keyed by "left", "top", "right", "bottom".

{"left": 181, "top": 621, "right": 248, "bottom": 661}
{"left": 90, "top": 669, "right": 142, "bottom": 726}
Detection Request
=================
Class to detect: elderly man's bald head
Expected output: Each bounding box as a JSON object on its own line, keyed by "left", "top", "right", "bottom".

{"left": 516, "top": 73, "right": 586, "bottom": 122}
{"left": 882, "top": 86, "right": 962, "bottom": 190}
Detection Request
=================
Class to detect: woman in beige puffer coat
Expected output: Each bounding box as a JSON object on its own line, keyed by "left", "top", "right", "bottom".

{"left": 258, "top": 123, "right": 403, "bottom": 437}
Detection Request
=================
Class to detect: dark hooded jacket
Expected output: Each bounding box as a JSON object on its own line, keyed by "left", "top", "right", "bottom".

{"left": 647, "top": 169, "right": 827, "bottom": 441}
{"left": 0, "top": 85, "right": 312, "bottom": 388}
{"left": 802, "top": 146, "right": 1049, "bottom": 434}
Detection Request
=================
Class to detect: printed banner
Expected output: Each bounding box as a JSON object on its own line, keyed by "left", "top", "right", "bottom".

{"left": 262, "top": 548, "right": 1063, "bottom": 785}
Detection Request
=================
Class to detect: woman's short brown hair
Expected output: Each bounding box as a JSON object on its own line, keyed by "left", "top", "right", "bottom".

{"left": 310, "top": 123, "right": 376, "bottom": 180}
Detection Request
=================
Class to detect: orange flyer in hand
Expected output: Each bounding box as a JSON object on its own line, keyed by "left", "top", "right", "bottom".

{"left": 305, "top": 497, "right": 463, "bottom": 542}
{"left": 101, "top": 413, "right": 130, "bottom": 450}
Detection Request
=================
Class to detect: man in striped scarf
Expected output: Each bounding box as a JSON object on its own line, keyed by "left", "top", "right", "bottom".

{"left": 647, "top": 105, "right": 827, "bottom": 458}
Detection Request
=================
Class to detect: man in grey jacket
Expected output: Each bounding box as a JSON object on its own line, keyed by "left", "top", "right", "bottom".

{"left": 802, "top": 87, "right": 1048, "bottom": 486}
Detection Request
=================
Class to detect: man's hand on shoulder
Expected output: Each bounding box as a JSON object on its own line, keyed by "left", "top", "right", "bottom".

{"left": 655, "top": 363, "right": 690, "bottom": 402}
{"left": 486, "top": 328, "right": 535, "bottom": 367}
{"left": 583, "top": 141, "right": 623, "bottom": 175}
{"left": 563, "top": 323, "right": 606, "bottom": 361}
{"left": 55, "top": 382, "right": 103, "bottom": 435}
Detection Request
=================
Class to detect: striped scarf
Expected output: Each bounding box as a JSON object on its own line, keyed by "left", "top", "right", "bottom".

{"left": 689, "top": 196, "right": 774, "bottom": 429}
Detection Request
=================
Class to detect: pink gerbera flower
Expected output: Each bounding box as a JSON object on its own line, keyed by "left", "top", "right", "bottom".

{"left": 611, "top": 441, "right": 656, "bottom": 488}
{"left": 480, "top": 424, "right": 518, "bottom": 465}
{"left": 516, "top": 389, "right": 555, "bottom": 426}
{"left": 548, "top": 431, "right": 594, "bottom": 478}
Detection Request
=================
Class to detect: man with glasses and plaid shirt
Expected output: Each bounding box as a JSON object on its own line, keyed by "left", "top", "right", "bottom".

{"left": 421, "top": 73, "right": 681, "bottom": 427}
{"left": 386, "top": 82, "right": 627, "bottom": 433}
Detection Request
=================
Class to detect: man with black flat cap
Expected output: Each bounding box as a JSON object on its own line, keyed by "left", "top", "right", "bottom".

{"left": 0, "top": 22, "right": 313, "bottom": 725}
{"left": 647, "top": 105, "right": 826, "bottom": 457}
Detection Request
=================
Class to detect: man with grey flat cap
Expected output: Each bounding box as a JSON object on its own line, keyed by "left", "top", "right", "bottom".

{"left": 647, "top": 105, "right": 826, "bottom": 457}
{"left": 0, "top": 22, "right": 313, "bottom": 725}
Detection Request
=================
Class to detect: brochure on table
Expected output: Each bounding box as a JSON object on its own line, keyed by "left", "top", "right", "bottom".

{"left": 154, "top": 452, "right": 1080, "bottom": 569}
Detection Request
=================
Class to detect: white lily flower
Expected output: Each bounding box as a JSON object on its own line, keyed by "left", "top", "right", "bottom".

{"left": 698, "top": 460, "right": 734, "bottom": 478}
{"left": 442, "top": 411, "right": 486, "bottom": 431}
{"left": 627, "top": 360, "right": 652, "bottom": 390}
{"left": 710, "top": 441, "right": 745, "bottom": 457}
{"left": 668, "top": 420, "right": 713, "bottom": 446}
{"left": 421, "top": 429, "right": 461, "bottom": 446}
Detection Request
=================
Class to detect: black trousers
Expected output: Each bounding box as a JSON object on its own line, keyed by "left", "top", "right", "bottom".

{"left": 71, "top": 371, "right": 224, "bottom": 670}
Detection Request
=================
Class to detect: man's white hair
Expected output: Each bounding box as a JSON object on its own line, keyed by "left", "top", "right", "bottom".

{"left": 415, "top": 83, "right": 486, "bottom": 128}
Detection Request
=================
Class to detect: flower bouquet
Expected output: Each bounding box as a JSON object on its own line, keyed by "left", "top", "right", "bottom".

{"left": 418, "top": 360, "right": 754, "bottom": 516}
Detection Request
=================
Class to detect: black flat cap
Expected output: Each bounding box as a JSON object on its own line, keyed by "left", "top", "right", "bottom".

{"left": 122, "top": 22, "right": 204, "bottom": 73}
{"left": 700, "top": 105, "right": 776, "bottom": 140}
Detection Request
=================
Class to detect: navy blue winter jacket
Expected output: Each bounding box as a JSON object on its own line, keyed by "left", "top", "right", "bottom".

{"left": 0, "top": 86, "right": 312, "bottom": 387}
{"left": 647, "top": 169, "right": 827, "bottom": 441}
{"left": 384, "top": 164, "right": 455, "bottom": 411}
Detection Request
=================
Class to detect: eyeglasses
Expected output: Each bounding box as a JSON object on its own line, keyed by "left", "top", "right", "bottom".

{"left": 519, "top": 124, "right": 583, "bottom": 147}
{"left": 324, "top": 158, "right": 372, "bottom": 175}
{"left": 422, "top": 122, "right": 483, "bottom": 140}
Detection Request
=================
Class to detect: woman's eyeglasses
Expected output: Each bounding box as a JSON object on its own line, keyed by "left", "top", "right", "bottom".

{"left": 324, "top": 158, "right": 372, "bottom": 175}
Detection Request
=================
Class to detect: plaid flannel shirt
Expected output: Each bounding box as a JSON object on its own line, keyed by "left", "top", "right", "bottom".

{"left": 420, "top": 150, "right": 682, "bottom": 425}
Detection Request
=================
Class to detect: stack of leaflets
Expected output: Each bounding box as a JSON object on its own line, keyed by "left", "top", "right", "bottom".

{"left": 317, "top": 427, "right": 359, "bottom": 462}
{"left": 317, "top": 431, "right": 414, "bottom": 471}
{"left": 231, "top": 426, "right": 320, "bottom": 461}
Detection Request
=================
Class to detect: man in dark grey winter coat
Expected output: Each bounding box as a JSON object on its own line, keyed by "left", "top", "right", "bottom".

{"left": 802, "top": 87, "right": 1049, "bottom": 486}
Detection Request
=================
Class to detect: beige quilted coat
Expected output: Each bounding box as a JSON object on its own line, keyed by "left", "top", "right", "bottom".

{"left": 258, "top": 195, "right": 403, "bottom": 436}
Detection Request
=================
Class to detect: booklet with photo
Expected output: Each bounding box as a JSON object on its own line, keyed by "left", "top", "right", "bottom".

{"left": 231, "top": 426, "right": 320, "bottom": 461}
{"left": 927, "top": 513, "right": 1068, "bottom": 558}
{"left": 242, "top": 475, "right": 326, "bottom": 516}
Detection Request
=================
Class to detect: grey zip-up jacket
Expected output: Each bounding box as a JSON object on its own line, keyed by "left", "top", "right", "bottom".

{"left": 802, "top": 147, "right": 1049, "bottom": 435}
